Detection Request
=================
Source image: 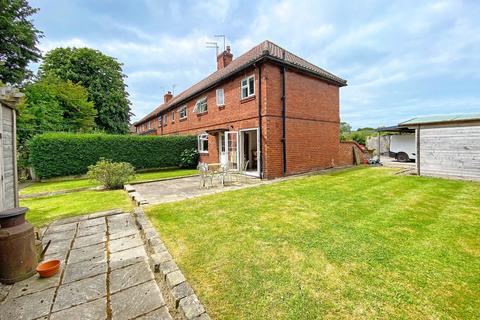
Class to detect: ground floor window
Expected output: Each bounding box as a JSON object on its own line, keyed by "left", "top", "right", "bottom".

{"left": 198, "top": 133, "right": 209, "bottom": 153}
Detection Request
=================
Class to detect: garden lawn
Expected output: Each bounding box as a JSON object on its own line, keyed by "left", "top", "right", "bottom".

{"left": 21, "top": 190, "right": 133, "bottom": 226}
{"left": 146, "top": 167, "right": 480, "bottom": 320}
{"left": 20, "top": 168, "right": 197, "bottom": 195}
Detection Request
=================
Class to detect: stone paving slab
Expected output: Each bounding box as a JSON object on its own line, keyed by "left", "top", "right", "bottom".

{"left": 46, "top": 238, "right": 72, "bottom": 254}
{"left": 50, "top": 297, "right": 107, "bottom": 320}
{"left": 137, "top": 306, "right": 173, "bottom": 320}
{"left": 45, "top": 221, "right": 78, "bottom": 234}
{"left": 110, "top": 261, "right": 154, "bottom": 294}
{"left": 42, "top": 228, "right": 76, "bottom": 242}
{"left": 63, "top": 259, "right": 107, "bottom": 284}
{"left": 110, "top": 280, "right": 165, "bottom": 320}
{"left": 53, "top": 273, "right": 106, "bottom": 312}
{"left": 76, "top": 222, "right": 106, "bottom": 237}
{"left": 110, "top": 245, "right": 148, "bottom": 270}
{"left": 72, "top": 232, "right": 106, "bottom": 249}
{"left": 68, "top": 242, "right": 106, "bottom": 265}
{"left": 77, "top": 217, "right": 105, "bottom": 229}
{"left": 7, "top": 272, "right": 61, "bottom": 299}
{"left": 109, "top": 233, "right": 143, "bottom": 253}
{"left": 0, "top": 287, "right": 56, "bottom": 320}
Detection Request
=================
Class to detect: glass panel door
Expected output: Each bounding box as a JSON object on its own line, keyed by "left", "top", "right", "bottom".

{"left": 225, "top": 131, "right": 238, "bottom": 170}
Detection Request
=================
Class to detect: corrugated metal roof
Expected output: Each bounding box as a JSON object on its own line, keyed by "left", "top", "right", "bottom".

{"left": 134, "top": 40, "right": 347, "bottom": 125}
{"left": 400, "top": 114, "right": 480, "bottom": 125}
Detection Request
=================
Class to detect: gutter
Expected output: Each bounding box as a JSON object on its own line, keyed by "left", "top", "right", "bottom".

{"left": 281, "top": 54, "right": 287, "bottom": 176}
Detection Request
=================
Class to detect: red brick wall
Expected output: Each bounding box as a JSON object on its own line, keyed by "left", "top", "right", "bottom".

{"left": 336, "top": 141, "right": 366, "bottom": 166}
{"left": 262, "top": 63, "right": 341, "bottom": 178}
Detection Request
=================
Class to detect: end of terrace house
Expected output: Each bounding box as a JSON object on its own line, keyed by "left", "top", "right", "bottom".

{"left": 134, "top": 40, "right": 357, "bottom": 179}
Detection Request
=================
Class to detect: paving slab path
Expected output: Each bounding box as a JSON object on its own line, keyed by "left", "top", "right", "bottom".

{"left": 0, "top": 210, "right": 174, "bottom": 320}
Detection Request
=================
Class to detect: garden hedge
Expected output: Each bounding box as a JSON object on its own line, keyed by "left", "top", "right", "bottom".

{"left": 29, "top": 133, "right": 197, "bottom": 178}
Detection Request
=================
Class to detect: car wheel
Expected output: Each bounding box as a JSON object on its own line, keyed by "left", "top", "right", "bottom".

{"left": 396, "top": 152, "right": 409, "bottom": 162}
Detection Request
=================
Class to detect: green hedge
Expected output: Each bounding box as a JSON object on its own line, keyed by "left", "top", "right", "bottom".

{"left": 29, "top": 133, "right": 197, "bottom": 178}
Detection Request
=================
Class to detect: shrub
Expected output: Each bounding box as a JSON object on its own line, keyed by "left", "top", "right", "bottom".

{"left": 179, "top": 148, "right": 199, "bottom": 168}
{"left": 87, "top": 159, "right": 134, "bottom": 189}
{"left": 29, "top": 133, "right": 197, "bottom": 178}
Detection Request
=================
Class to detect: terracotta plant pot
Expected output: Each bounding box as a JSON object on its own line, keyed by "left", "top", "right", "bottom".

{"left": 36, "top": 259, "right": 60, "bottom": 278}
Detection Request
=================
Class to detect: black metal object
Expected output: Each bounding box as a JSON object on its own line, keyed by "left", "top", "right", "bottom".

{"left": 257, "top": 65, "right": 263, "bottom": 178}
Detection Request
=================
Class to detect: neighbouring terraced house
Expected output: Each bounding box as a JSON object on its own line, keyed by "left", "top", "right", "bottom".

{"left": 134, "top": 40, "right": 360, "bottom": 179}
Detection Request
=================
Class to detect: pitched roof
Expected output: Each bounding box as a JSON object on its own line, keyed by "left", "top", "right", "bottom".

{"left": 134, "top": 40, "right": 347, "bottom": 125}
{"left": 399, "top": 113, "right": 480, "bottom": 126}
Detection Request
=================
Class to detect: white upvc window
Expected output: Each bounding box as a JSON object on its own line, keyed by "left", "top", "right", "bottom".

{"left": 164, "top": 114, "right": 168, "bottom": 125}
{"left": 216, "top": 88, "right": 225, "bottom": 106}
{"left": 158, "top": 115, "right": 162, "bottom": 127}
{"left": 179, "top": 105, "right": 187, "bottom": 119}
{"left": 241, "top": 75, "right": 255, "bottom": 99}
{"left": 193, "top": 97, "right": 208, "bottom": 114}
{"left": 198, "top": 133, "right": 209, "bottom": 153}
{"left": 172, "top": 110, "right": 175, "bottom": 122}
{"left": 148, "top": 121, "right": 151, "bottom": 129}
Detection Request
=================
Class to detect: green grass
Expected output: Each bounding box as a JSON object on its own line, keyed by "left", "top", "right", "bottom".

{"left": 22, "top": 189, "right": 133, "bottom": 226}
{"left": 20, "top": 168, "right": 197, "bottom": 195}
{"left": 146, "top": 167, "right": 480, "bottom": 319}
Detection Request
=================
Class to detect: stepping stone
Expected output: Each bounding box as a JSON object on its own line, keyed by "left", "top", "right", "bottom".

{"left": 68, "top": 242, "right": 106, "bottom": 265}
{"left": 124, "top": 184, "right": 135, "bottom": 192}
{"left": 110, "top": 245, "right": 147, "bottom": 270}
{"left": 8, "top": 272, "right": 61, "bottom": 299}
{"left": 53, "top": 273, "right": 106, "bottom": 312}
{"left": 63, "top": 260, "right": 107, "bottom": 284}
{"left": 109, "top": 233, "right": 143, "bottom": 253}
{"left": 50, "top": 297, "right": 107, "bottom": 320}
{"left": 0, "top": 287, "right": 55, "bottom": 320}
{"left": 109, "top": 261, "right": 154, "bottom": 294}
{"left": 179, "top": 294, "right": 206, "bottom": 319}
{"left": 110, "top": 280, "right": 164, "bottom": 320}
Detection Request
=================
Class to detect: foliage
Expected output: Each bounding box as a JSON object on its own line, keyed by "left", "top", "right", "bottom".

{"left": 87, "top": 159, "right": 134, "bottom": 189}
{"left": 340, "top": 121, "right": 351, "bottom": 135}
{"left": 341, "top": 127, "right": 375, "bottom": 145}
{"left": 28, "top": 133, "right": 197, "bottom": 178}
{"left": 39, "top": 47, "right": 131, "bottom": 134}
{"left": 0, "top": 0, "right": 43, "bottom": 84}
{"left": 179, "top": 148, "right": 199, "bottom": 168}
{"left": 16, "top": 76, "right": 97, "bottom": 145}
{"left": 147, "top": 167, "right": 480, "bottom": 319}
{"left": 23, "top": 189, "right": 132, "bottom": 226}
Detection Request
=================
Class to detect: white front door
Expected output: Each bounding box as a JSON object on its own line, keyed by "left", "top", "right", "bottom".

{"left": 219, "top": 133, "right": 227, "bottom": 165}
{"left": 225, "top": 131, "right": 239, "bottom": 170}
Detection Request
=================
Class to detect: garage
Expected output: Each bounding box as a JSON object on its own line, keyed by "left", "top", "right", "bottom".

{"left": 400, "top": 114, "right": 480, "bottom": 181}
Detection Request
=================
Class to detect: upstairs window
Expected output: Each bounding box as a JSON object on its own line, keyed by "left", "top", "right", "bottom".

{"left": 158, "top": 115, "right": 162, "bottom": 127}
{"left": 179, "top": 105, "right": 187, "bottom": 119}
{"left": 198, "top": 133, "right": 209, "bottom": 153}
{"left": 241, "top": 75, "right": 255, "bottom": 99}
{"left": 216, "top": 88, "right": 225, "bottom": 106}
{"left": 164, "top": 114, "right": 168, "bottom": 126}
{"left": 193, "top": 97, "right": 208, "bottom": 114}
{"left": 172, "top": 110, "right": 175, "bottom": 122}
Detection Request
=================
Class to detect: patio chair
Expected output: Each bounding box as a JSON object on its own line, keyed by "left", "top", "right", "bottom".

{"left": 197, "top": 162, "right": 213, "bottom": 188}
{"left": 229, "top": 160, "right": 249, "bottom": 183}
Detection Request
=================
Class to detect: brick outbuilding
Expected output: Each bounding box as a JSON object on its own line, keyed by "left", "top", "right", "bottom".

{"left": 134, "top": 40, "right": 350, "bottom": 179}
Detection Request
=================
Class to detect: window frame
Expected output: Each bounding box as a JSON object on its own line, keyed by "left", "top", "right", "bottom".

{"left": 193, "top": 97, "right": 208, "bottom": 114}
{"left": 216, "top": 88, "right": 225, "bottom": 107}
{"left": 240, "top": 75, "right": 255, "bottom": 99}
{"left": 158, "top": 115, "right": 162, "bottom": 127}
{"left": 163, "top": 114, "right": 168, "bottom": 126}
{"left": 179, "top": 105, "right": 187, "bottom": 119}
{"left": 198, "top": 133, "right": 209, "bottom": 154}
{"left": 172, "top": 109, "right": 175, "bottom": 123}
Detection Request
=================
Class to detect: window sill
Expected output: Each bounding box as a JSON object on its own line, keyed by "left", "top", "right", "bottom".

{"left": 218, "top": 105, "right": 225, "bottom": 110}
{"left": 179, "top": 117, "right": 187, "bottom": 122}
{"left": 199, "top": 151, "right": 209, "bottom": 154}
{"left": 196, "top": 111, "right": 208, "bottom": 117}
{"left": 240, "top": 95, "right": 255, "bottom": 104}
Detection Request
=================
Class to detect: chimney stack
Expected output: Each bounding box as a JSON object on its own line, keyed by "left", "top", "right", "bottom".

{"left": 164, "top": 91, "right": 173, "bottom": 103}
{"left": 217, "top": 46, "right": 233, "bottom": 70}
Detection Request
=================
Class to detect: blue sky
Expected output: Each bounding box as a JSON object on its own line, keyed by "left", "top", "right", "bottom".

{"left": 30, "top": 0, "right": 480, "bottom": 129}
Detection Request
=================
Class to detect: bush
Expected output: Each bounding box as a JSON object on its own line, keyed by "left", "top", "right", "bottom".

{"left": 179, "top": 148, "right": 199, "bottom": 168}
{"left": 29, "top": 133, "right": 197, "bottom": 178}
{"left": 87, "top": 159, "right": 134, "bottom": 189}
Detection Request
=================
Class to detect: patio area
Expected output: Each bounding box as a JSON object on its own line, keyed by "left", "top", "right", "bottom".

{"left": 132, "top": 175, "right": 262, "bottom": 205}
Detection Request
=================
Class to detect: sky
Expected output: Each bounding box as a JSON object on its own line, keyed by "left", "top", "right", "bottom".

{"left": 29, "top": 0, "right": 480, "bottom": 129}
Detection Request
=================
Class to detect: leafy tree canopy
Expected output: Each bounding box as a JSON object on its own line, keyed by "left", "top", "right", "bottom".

{"left": 17, "top": 76, "right": 97, "bottom": 145}
{"left": 39, "top": 47, "right": 131, "bottom": 134}
{"left": 0, "top": 0, "right": 42, "bottom": 84}
{"left": 340, "top": 122, "right": 352, "bottom": 135}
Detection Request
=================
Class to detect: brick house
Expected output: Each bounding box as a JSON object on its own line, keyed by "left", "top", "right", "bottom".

{"left": 134, "top": 40, "right": 350, "bottom": 179}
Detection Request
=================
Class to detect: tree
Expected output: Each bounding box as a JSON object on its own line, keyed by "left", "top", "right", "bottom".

{"left": 39, "top": 47, "right": 131, "bottom": 134}
{"left": 17, "top": 76, "right": 97, "bottom": 145}
{"left": 0, "top": 0, "right": 42, "bottom": 84}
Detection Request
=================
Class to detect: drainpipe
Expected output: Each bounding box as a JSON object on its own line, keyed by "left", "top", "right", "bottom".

{"left": 281, "top": 64, "right": 287, "bottom": 176}
{"left": 257, "top": 65, "right": 264, "bottom": 178}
